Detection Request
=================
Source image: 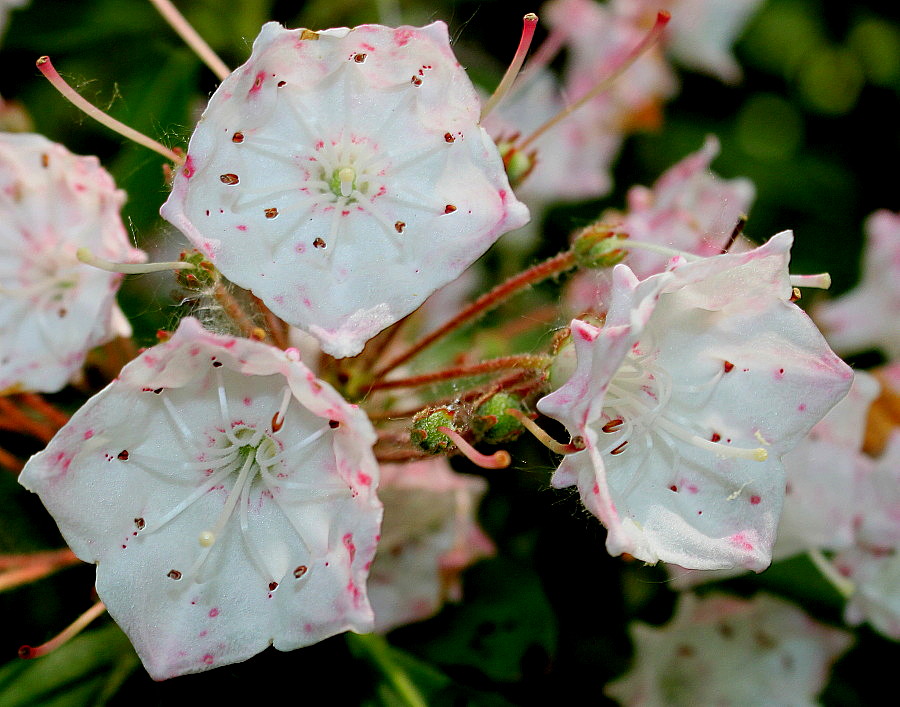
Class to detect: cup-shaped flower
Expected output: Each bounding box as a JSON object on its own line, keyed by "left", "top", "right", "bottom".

{"left": 161, "top": 21, "right": 529, "bottom": 358}
{"left": 368, "top": 458, "right": 493, "bottom": 632}
{"left": 0, "top": 133, "right": 145, "bottom": 394}
{"left": 538, "top": 232, "right": 853, "bottom": 570}
{"left": 605, "top": 592, "right": 853, "bottom": 706}
{"left": 19, "top": 317, "right": 382, "bottom": 679}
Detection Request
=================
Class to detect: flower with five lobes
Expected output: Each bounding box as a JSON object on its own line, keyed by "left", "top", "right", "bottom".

{"left": 161, "top": 21, "right": 529, "bottom": 359}
{"left": 538, "top": 231, "right": 853, "bottom": 570}
{"left": 0, "top": 132, "right": 146, "bottom": 394}
{"left": 18, "top": 317, "right": 383, "bottom": 679}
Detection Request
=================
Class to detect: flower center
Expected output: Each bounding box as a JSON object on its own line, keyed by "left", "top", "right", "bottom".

{"left": 596, "top": 342, "right": 766, "bottom": 485}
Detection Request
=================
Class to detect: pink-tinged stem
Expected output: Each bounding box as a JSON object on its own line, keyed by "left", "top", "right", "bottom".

{"left": 0, "top": 548, "right": 78, "bottom": 571}
{"left": 517, "top": 25, "right": 566, "bottom": 86}
{"left": 148, "top": 0, "right": 231, "bottom": 81}
{"left": 17, "top": 393, "right": 70, "bottom": 429}
{"left": 481, "top": 13, "right": 540, "bottom": 120}
{"left": 19, "top": 600, "right": 107, "bottom": 659}
{"left": 35, "top": 57, "right": 184, "bottom": 164}
{"left": 369, "top": 354, "right": 551, "bottom": 392}
{"left": 0, "top": 446, "right": 23, "bottom": 474}
{"left": 518, "top": 11, "right": 671, "bottom": 151}
{"left": 438, "top": 427, "right": 512, "bottom": 469}
{"left": 373, "top": 250, "right": 576, "bottom": 380}
{"left": 505, "top": 408, "right": 585, "bottom": 455}
{"left": 0, "top": 549, "right": 81, "bottom": 591}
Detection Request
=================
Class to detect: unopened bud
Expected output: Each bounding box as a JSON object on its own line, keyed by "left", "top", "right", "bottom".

{"left": 573, "top": 225, "right": 628, "bottom": 268}
{"left": 410, "top": 407, "right": 457, "bottom": 454}
{"left": 472, "top": 392, "right": 527, "bottom": 443}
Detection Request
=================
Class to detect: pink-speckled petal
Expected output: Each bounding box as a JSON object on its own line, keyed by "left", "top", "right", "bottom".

{"left": 161, "top": 21, "right": 529, "bottom": 358}
{"left": 19, "top": 317, "right": 382, "bottom": 679}
{"left": 0, "top": 133, "right": 146, "bottom": 393}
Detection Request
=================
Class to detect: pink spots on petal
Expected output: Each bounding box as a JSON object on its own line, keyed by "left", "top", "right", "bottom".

{"left": 394, "top": 28, "right": 414, "bottom": 46}
{"left": 237, "top": 224, "right": 247, "bottom": 232}
{"left": 592, "top": 482, "right": 600, "bottom": 495}
{"left": 223, "top": 339, "right": 236, "bottom": 350}
{"left": 249, "top": 71, "right": 266, "bottom": 95}
{"left": 83, "top": 429, "right": 94, "bottom": 440}
{"left": 182, "top": 155, "right": 196, "bottom": 178}
{"left": 199, "top": 630, "right": 207, "bottom": 637}
{"left": 343, "top": 533, "right": 356, "bottom": 562}
{"left": 208, "top": 607, "right": 219, "bottom": 618}
{"left": 143, "top": 355, "right": 158, "bottom": 366}
{"left": 202, "top": 653, "right": 214, "bottom": 665}
{"left": 357, "top": 472, "right": 372, "bottom": 486}
{"left": 577, "top": 326, "right": 596, "bottom": 342}
{"left": 750, "top": 495, "right": 762, "bottom": 505}
{"left": 242, "top": 397, "right": 252, "bottom": 406}
{"left": 189, "top": 346, "right": 201, "bottom": 356}
{"left": 774, "top": 367, "right": 785, "bottom": 379}
{"left": 730, "top": 533, "right": 754, "bottom": 552}
{"left": 346, "top": 579, "right": 364, "bottom": 608}
{"left": 798, "top": 403, "right": 807, "bottom": 411}
{"left": 687, "top": 484, "right": 699, "bottom": 494}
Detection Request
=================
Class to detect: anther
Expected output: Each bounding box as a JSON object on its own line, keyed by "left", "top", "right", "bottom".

{"left": 293, "top": 565, "right": 308, "bottom": 579}
{"left": 338, "top": 167, "right": 355, "bottom": 197}
{"left": 167, "top": 569, "right": 182, "bottom": 580}
{"left": 602, "top": 418, "right": 624, "bottom": 433}
{"left": 264, "top": 207, "right": 279, "bottom": 219}
{"left": 394, "top": 221, "right": 405, "bottom": 233}
{"left": 232, "top": 131, "right": 244, "bottom": 143}
{"left": 198, "top": 530, "right": 216, "bottom": 547}
{"left": 117, "top": 450, "right": 129, "bottom": 460}
{"left": 220, "top": 173, "right": 239, "bottom": 185}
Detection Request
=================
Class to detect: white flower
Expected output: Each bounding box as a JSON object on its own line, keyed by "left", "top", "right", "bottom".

{"left": 368, "top": 458, "right": 493, "bottom": 633}
{"left": 605, "top": 593, "right": 853, "bottom": 706}
{"left": 538, "top": 232, "right": 853, "bottom": 570}
{"left": 161, "top": 21, "right": 529, "bottom": 358}
{"left": 814, "top": 209, "right": 900, "bottom": 359}
{"left": 0, "top": 133, "right": 145, "bottom": 394}
{"left": 19, "top": 317, "right": 382, "bottom": 679}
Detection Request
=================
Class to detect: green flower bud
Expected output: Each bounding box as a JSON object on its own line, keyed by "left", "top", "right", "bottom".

{"left": 472, "top": 392, "right": 526, "bottom": 443}
{"left": 410, "top": 407, "right": 456, "bottom": 454}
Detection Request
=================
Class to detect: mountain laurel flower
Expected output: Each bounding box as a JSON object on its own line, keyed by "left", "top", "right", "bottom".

{"left": 0, "top": 132, "right": 145, "bottom": 394}
{"left": 814, "top": 209, "right": 900, "bottom": 359}
{"left": 368, "top": 458, "right": 493, "bottom": 632}
{"left": 161, "top": 21, "right": 529, "bottom": 359}
{"left": 538, "top": 232, "right": 853, "bottom": 570}
{"left": 605, "top": 592, "right": 853, "bottom": 706}
{"left": 18, "top": 317, "right": 382, "bottom": 679}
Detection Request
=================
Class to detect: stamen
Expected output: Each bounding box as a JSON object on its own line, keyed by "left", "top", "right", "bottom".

{"left": 77, "top": 247, "right": 195, "bottom": 274}
{"left": 505, "top": 408, "right": 586, "bottom": 455}
{"left": 517, "top": 11, "right": 671, "bottom": 151}
{"left": 790, "top": 273, "right": 832, "bottom": 290}
{"left": 147, "top": 0, "right": 231, "bottom": 81}
{"left": 437, "top": 426, "right": 511, "bottom": 469}
{"left": 18, "top": 600, "right": 106, "bottom": 659}
{"left": 36, "top": 57, "right": 184, "bottom": 164}
{"left": 654, "top": 415, "right": 768, "bottom": 461}
{"left": 481, "top": 13, "right": 539, "bottom": 120}
{"left": 808, "top": 548, "right": 855, "bottom": 599}
{"left": 271, "top": 387, "right": 292, "bottom": 433}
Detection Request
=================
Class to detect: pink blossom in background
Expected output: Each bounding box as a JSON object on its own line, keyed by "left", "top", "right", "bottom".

{"left": 605, "top": 593, "right": 853, "bottom": 706}
{"left": 814, "top": 209, "right": 900, "bottom": 359}
{"left": 368, "top": 458, "right": 493, "bottom": 632}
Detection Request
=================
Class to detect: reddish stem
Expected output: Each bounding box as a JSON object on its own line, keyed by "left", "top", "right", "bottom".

{"left": 373, "top": 250, "right": 576, "bottom": 380}
{"left": 369, "top": 354, "right": 550, "bottom": 392}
